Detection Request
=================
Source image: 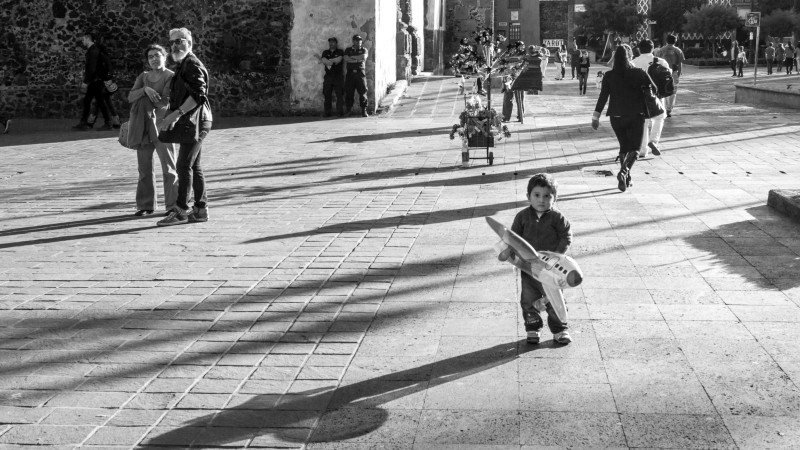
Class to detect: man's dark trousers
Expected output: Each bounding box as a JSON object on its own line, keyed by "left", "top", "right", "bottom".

{"left": 344, "top": 69, "right": 368, "bottom": 112}
{"left": 81, "top": 80, "right": 110, "bottom": 124}
{"left": 323, "top": 74, "right": 344, "bottom": 116}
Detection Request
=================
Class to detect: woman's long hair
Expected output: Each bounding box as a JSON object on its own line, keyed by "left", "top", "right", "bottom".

{"left": 611, "top": 44, "right": 632, "bottom": 72}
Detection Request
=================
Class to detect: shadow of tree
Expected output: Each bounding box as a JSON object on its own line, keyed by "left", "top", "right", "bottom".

{"left": 309, "top": 126, "right": 450, "bottom": 144}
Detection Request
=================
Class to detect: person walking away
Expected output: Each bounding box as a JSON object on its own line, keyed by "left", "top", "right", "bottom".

{"left": 765, "top": 42, "right": 775, "bottom": 75}
{"left": 786, "top": 44, "right": 794, "bottom": 75}
{"left": 737, "top": 46, "right": 747, "bottom": 77}
{"left": 631, "top": 39, "right": 668, "bottom": 157}
{"left": 658, "top": 34, "right": 684, "bottom": 117}
{"left": 577, "top": 50, "right": 590, "bottom": 95}
{"left": 343, "top": 34, "right": 369, "bottom": 117}
{"left": 510, "top": 44, "right": 545, "bottom": 124}
{"left": 794, "top": 44, "right": 800, "bottom": 73}
{"left": 729, "top": 40, "right": 739, "bottom": 77}
{"left": 776, "top": 43, "right": 785, "bottom": 73}
{"left": 127, "top": 44, "right": 178, "bottom": 217}
{"left": 157, "top": 27, "right": 213, "bottom": 226}
{"left": 555, "top": 44, "right": 567, "bottom": 80}
{"left": 511, "top": 173, "right": 573, "bottom": 345}
{"left": 569, "top": 41, "right": 581, "bottom": 79}
{"left": 73, "top": 31, "right": 111, "bottom": 131}
{"left": 539, "top": 45, "right": 551, "bottom": 78}
{"left": 591, "top": 44, "right": 652, "bottom": 192}
{"left": 319, "top": 37, "right": 345, "bottom": 117}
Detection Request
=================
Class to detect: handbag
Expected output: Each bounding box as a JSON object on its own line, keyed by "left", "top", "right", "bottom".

{"left": 104, "top": 79, "right": 118, "bottom": 94}
{"left": 158, "top": 107, "right": 201, "bottom": 144}
{"left": 118, "top": 121, "right": 134, "bottom": 149}
{"left": 641, "top": 73, "right": 665, "bottom": 119}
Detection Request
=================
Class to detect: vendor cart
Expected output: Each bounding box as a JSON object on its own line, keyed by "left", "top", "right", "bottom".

{"left": 458, "top": 76, "right": 495, "bottom": 167}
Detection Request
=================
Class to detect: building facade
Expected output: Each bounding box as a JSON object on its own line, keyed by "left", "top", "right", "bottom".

{"left": 494, "top": 0, "right": 576, "bottom": 51}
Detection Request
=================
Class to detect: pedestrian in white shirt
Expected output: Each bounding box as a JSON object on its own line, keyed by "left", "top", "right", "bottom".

{"left": 631, "top": 39, "right": 669, "bottom": 157}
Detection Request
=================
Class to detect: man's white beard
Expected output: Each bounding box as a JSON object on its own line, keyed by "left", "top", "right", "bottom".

{"left": 172, "top": 49, "right": 189, "bottom": 62}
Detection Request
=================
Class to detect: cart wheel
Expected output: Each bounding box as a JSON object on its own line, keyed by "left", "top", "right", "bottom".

{"left": 488, "top": 152, "right": 494, "bottom": 166}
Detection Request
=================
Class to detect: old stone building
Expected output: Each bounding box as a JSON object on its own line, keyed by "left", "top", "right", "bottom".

{"left": 0, "top": 0, "right": 454, "bottom": 119}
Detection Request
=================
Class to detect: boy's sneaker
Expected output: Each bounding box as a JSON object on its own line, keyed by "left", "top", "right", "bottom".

{"left": 188, "top": 206, "right": 209, "bottom": 223}
{"left": 526, "top": 330, "right": 541, "bottom": 344}
{"left": 157, "top": 208, "right": 188, "bottom": 227}
{"left": 648, "top": 142, "right": 661, "bottom": 156}
{"left": 554, "top": 331, "right": 572, "bottom": 345}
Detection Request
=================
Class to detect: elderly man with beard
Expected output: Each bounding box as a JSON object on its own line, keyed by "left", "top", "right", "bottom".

{"left": 157, "top": 27, "right": 213, "bottom": 227}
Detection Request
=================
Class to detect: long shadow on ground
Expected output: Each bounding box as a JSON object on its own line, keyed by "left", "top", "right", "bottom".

{"left": 142, "top": 339, "right": 541, "bottom": 447}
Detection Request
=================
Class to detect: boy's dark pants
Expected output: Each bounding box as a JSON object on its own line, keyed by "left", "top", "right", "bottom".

{"left": 520, "top": 272, "right": 568, "bottom": 333}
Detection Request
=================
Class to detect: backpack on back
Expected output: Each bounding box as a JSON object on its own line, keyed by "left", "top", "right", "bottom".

{"left": 648, "top": 57, "right": 675, "bottom": 99}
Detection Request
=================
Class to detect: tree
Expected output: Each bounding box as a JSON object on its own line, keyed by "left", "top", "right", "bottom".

{"left": 760, "top": 0, "right": 796, "bottom": 15}
{"left": 683, "top": 4, "right": 740, "bottom": 59}
{"left": 650, "top": 0, "right": 705, "bottom": 41}
{"left": 575, "top": 0, "right": 645, "bottom": 39}
{"left": 761, "top": 9, "right": 800, "bottom": 40}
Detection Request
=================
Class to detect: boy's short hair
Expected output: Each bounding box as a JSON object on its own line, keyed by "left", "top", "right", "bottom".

{"left": 666, "top": 34, "right": 677, "bottom": 45}
{"left": 638, "top": 39, "right": 654, "bottom": 53}
{"left": 527, "top": 173, "right": 558, "bottom": 198}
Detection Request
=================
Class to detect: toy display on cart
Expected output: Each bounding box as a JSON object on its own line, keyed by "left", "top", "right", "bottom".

{"left": 449, "top": 96, "right": 509, "bottom": 167}
{"left": 448, "top": 27, "right": 525, "bottom": 167}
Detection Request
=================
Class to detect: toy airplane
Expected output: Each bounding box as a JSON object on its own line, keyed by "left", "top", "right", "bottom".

{"left": 485, "top": 216, "right": 584, "bottom": 322}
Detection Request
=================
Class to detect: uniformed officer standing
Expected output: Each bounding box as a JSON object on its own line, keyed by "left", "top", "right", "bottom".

{"left": 319, "top": 37, "right": 344, "bottom": 117}
{"left": 343, "top": 34, "right": 369, "bottom": 117}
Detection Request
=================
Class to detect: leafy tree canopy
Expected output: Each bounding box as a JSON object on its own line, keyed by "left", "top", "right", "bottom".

{"left": 760, "top": 9, "right": 800, "bottom": 39}
{"left": 683, "top": 4, "right": 741, "bottom": 44}
{"left": 650, "top": 0, "right": 705, "bottom": 36}
{"left": 575, "top": 0, "right": 645, "bottom": 38}
{"left": 759, "top": 0, "right": 796, "bottom": 15}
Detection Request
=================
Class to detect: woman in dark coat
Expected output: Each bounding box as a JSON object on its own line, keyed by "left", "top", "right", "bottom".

{"left": 591, "top": 44, "right": 651, "bottom": 192}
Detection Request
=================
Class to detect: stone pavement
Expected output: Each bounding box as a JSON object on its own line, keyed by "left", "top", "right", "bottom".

{"left": 1, "top": 66, "right": 800, "bottom": 449}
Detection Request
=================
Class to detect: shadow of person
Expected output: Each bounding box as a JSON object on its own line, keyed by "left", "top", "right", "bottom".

{"left": 143, "top": 339, "right": 542, "bottom": 447}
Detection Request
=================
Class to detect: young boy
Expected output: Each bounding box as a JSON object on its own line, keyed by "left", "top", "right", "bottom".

{"left": 511, "top": 173, "right": 573, "bottom": 345}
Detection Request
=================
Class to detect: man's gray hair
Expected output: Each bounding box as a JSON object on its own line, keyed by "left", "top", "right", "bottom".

{"left": 169, "top": 27, "right": 193, "bottom": 43}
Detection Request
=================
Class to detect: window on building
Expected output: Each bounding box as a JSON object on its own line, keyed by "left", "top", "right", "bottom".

{"left": 509, "top": 0, "right": 520, "bottom": 8}
{"left": 509, "top": 24, "right": 521, "bottom": 41}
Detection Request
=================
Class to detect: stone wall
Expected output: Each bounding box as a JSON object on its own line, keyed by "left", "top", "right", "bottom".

{"left": 444, "top": 0, "right": 493, "bottom": 73}
{"left": 0, "top": 0, "right": 293, "bottom": 118}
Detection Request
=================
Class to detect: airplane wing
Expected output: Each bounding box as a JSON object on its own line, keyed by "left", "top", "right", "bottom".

{"left": 541, "top": 284, "right": 568, "bottom": 323}
{"left": 485, "top": 216, "right": 540, "bottom": 262}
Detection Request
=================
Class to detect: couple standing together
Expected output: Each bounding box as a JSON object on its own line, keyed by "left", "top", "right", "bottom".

{"left": 127, "top": 27, "right": 212, "bottom": 226}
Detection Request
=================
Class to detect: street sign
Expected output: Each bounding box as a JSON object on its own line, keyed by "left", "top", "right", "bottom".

{"left": 745, "top": 12, "right": 761, "bottom": 27}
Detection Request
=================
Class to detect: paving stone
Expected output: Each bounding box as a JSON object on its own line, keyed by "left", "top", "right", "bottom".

{"left": 414, "top": 410, "right": 519, "bottom": 445}
{"left": 620, "top": 413, "right": 735, "bottom": 448}
{"left": 519, "top": 411, "right": 626, "bottom": 448}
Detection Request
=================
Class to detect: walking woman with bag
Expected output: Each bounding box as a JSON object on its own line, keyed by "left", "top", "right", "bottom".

{"left": 127, "top": 44, "right": 178, "bottom": 216}
{"left": 591, "top": 44, "right": 658, "bottom": 192}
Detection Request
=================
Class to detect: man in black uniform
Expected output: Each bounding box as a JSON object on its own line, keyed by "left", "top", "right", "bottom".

{"left": 343, "top": 34, "right": 369, "bottom": 117}
{"left": 319, "top": 37, "right": 344, "bottom": 117}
